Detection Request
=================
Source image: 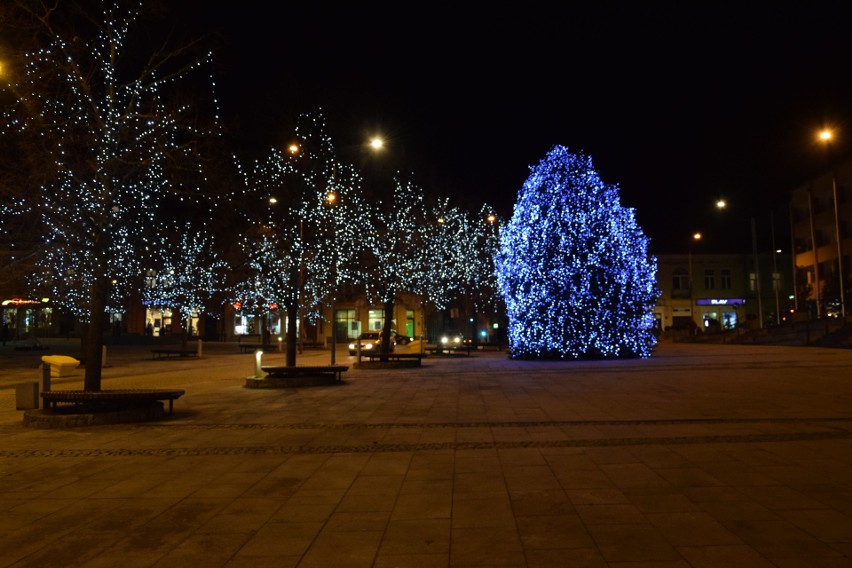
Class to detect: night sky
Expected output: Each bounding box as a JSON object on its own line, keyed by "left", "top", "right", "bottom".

{"left": 180, "top": 2, "right": 852, "bottom": 255}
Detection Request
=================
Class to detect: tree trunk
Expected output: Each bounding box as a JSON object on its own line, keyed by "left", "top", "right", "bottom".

{"left": 78, "top": 322, "right": 89, "bottom": 363}
{"left": 286, "top": 300, "right": 298, "bottom": 366}
{"left": 83, "top": 276, "right": 107, "bottom": 391}
{"left": 380, "top": 295, "right": 395, "bottom": 362}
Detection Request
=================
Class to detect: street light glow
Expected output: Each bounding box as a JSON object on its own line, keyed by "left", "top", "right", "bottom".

{"left": 715, "top": 199, "right": 726, "bottom": 209}
{"left": 369, "top": 137, "right": 384, "bottom": 150}
{"left": 819, "top": 129, "right": 833, "bottom": 142}
{"left": 693, "top": 232, "right": 702, "bottom": 241}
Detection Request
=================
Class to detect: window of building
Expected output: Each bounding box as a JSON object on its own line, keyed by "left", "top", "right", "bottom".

{"left": 721, "top": 268, "right": 732, "bottom": 289}
{"left": 672, "top": 270, "right": 688, "bottom": 290}
{"left": 704, "top": 269, "right": 715, "bottom": 290}
{"left": 368, "top": 309, "right": 386, "bottom": 331}
{"left": 335, "top": 309, "right": 358, "bottom": 339}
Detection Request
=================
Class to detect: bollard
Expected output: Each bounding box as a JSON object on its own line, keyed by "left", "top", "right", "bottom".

{"left": 254, "top": 350, "right": 263, "bottom": 378}
{"left": 102, "top": 345, "right": 108, "bottom": 368}
{"left": 197, "top": 338, "right": 203, "bottom": 357}
{"left": 278, "top": 337, "right": 283, "bottom": 352}
{"left": 16, "top": 382, "right": 39, "bottom": 410}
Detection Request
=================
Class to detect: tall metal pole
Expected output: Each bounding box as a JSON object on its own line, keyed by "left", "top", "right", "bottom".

{"left": 688, "top": 247, "right": 694, "bottom": 328}
{"left": 807, "top": 188, "right": 822, "bottom": 318}
{"left": 771, "top": 210, "right": 780, "bottom": 325}
{"left": 751, "top": 216, "right": 764, "bottom": 328}
{"left": 832, "top": 174, "right": 846, "bottom": 319}
{"left": 789, "top": 201, "right": 798, "bottom": 312}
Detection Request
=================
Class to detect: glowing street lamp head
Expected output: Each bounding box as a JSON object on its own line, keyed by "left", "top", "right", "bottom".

{"left": 287, "top": 143, "right": 300, "bottom": 155}
{"left": 486, "top": 213, "right": 497, "bottom": 224}
{"left": 325, "top": 192, "right": 337, "bottom": 205}
{"left": 693, "top": 232, "right": 702, "bottom": 241}
{"left": 715, "top": 199, "right": 726, "bottom": 210}
{"left": 819, "top": 129, "right": 833, "bottom": 142}
{"left": 369, "top": 137, "right": 384, "bottom": 150}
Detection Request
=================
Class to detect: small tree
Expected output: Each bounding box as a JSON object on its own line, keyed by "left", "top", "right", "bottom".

{"left": 362, "top": 174, "right": 431, "bottom": 359}
{"left": 144, "top": 223, "right": 228, "bottom": 346}
{"left": 495, "top": 145, "right": 659, "bottom": 359}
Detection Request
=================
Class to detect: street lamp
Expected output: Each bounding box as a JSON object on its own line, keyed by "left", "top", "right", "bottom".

{"left": 325, "top": 190, "right": 339, "bottom": 365}
{"left": 716, "top": 199, "right": 766, "bottom": 328}
{"left": 689, "top": 232, "right": 701, "bottom": 331}
{"left": 818, "top": 128, "right": 846, "bottom": 319}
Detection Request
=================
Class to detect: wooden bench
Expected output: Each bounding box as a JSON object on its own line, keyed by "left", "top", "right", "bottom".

{"left": 425, "top": 345, "right": 471, "bottom": 356}
{"left": 360, "top": 352, "right": 426, "bottom": 366}
{"left": 151, "top": 348, "right": 198, "bottom": 359}
{"left": 261, "top": 365, "right": 349, "bottom": 381}
{"left": 41, "top": 389, "right": 186, "bottom": 415}
{"left": 474, "top": 343, "right": 506, "bottom": 351}
{"left": 238, "top": 343, "right": 279, "bottom": 353}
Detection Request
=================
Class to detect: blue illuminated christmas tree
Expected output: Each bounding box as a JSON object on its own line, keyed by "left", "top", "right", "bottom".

{"left": 495, "top": 146, "right": 659, "bottom": 359}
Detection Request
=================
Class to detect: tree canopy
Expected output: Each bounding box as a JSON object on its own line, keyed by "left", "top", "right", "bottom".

{"left": 496, "top": 145, "right": 659, "bottom": 359}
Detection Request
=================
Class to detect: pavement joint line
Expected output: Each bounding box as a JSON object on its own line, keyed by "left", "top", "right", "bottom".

{"left": 2, "top": 416, "right": 850, "bottom": 431}
{"left": 2, "top": 430, "right": 851, "bottom": 459}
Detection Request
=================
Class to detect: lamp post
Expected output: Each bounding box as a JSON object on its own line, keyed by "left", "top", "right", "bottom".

{"left": 818, "top": 129, "right": 846, "bottom": 320}
{"left": 751, "top": 216, "right": 764, "bottom": 329}
{"left": 716, "top": 199, "right": 765, "bottom": 328}
{"left": 325, "top": 190, "right": 338, "bottom": 365}
{"left": 771, "top": 210, "right": 781, "bottom": 325}
{"left": 688, "top": 232, "right": 702, "bottom": 331}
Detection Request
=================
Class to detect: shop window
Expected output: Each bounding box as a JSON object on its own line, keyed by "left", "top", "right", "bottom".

{"left": 336, "top": 309, "right": 358, "bottom": 339}
{"left": 368, "top": 309, "right": 385, "bottom": 331}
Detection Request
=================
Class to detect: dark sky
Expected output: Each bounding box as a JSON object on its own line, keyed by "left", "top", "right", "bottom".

{"left": 182, "top": 2, "right": 852, "bottom": 255}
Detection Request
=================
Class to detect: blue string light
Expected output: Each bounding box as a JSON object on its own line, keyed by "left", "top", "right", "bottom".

{"left": 495, "top": 146, "right": 660, "bottom": 359}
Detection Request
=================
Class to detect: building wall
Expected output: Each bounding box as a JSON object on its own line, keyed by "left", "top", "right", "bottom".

{"left": 790, "top": 159, "right": 852, "bottom": 318}
{"left": 654, "top": 252, "right": 793, "bottom": 333}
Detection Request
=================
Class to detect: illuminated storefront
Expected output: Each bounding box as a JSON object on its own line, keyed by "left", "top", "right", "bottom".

{"left": 695, "top": 298, "right": 744, "bottom": 330}
{"left": 1, "top": 297, "right": 54, "bottom": 340}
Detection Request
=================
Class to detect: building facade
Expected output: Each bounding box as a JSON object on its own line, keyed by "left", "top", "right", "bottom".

{"left": 790, "top": 159, "right": 852, "bottom": 319}
{"left": 654, "top": 252, "right": 793, "bottom": 335}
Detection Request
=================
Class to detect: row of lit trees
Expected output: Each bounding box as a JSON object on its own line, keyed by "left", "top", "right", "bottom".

{"left": 227, "top": 110, "right": 503, "bottom": 363}
{"left": 0, "top": 2, "right": 504, "bottom": 387}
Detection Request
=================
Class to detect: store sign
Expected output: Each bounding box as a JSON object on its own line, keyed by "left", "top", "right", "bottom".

{"left": 696, "top": 298, "right": 745, "bottom": 306}
{"left": 2, "top": 297, "right": 48, "bottom": 306}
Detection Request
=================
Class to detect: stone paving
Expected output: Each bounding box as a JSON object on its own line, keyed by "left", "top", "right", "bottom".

{"left": 1, "top": 339, "right": 852, "bottom": 567}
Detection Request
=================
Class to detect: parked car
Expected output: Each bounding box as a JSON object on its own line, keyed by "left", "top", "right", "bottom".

{"left": 348, "top": 331, "right": 395, "bottom": 355}
{"left": 439, "top": 331, "right": 469, "bottom": 350}
{"left": 391, "top": 329, "right": 411, "bottom": 345}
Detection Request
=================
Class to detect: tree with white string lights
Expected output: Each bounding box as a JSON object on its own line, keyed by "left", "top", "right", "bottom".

{"left": 0, "top": 2, "right": 219, "bottom": 389}
{"left": 227, "top": 109, "right": 369, "bottom": 365}
{"left": 143, "top": 223, "right": 229, "bottom": 347}
{"left": 496, "top": 145, "right": 659, "bottom": 359}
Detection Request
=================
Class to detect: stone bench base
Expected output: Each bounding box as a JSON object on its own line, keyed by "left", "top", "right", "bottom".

{"left": 25, "top": 389, "right": 185, "bottom": 428}
{"left": 40, "top": 389, "right": 185, "bottom": 414}
{"left": 244, "top": 365, "right": 349, "bottom": 388}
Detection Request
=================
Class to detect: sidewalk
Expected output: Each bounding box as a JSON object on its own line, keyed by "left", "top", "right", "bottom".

{"left": 1, "top": 340, "right": 852, "bottom": 567}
